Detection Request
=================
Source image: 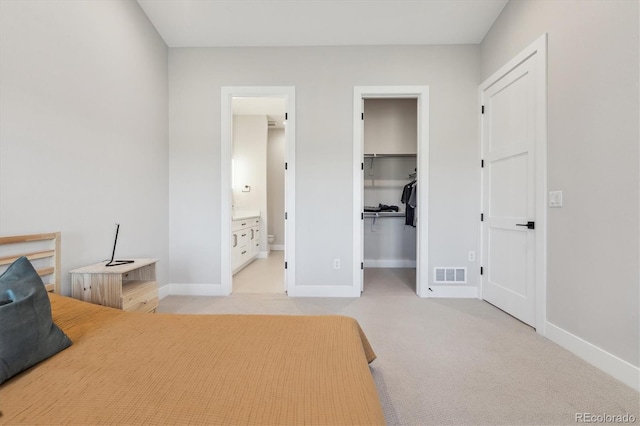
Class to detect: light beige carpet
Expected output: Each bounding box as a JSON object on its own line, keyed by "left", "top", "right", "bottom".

{"left": 158, "top": 268, "right": 640, "bottom": 425}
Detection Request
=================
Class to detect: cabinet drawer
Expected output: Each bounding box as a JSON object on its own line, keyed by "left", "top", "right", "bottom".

{"left": 232, "top": 220, "right": 252, "bottom": 231}
{"left": 238, "top": 246, "right": 250, "bottom": 260}
{"left": 237, "top": 230, "right": 249, "bottom": 247}
{"left": 122, "top": 280, "right": 158, "bottom": 313}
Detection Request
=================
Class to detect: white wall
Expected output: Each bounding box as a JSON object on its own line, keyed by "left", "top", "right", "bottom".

{"left": 481, "top": 0, "right": 639, "bottom": 367}
{"left": 232, "top": 115, "right": 266, "bottom": 209}
{"left": 364, "top": 98, "right": 417, "bottom": 155}
{"left": 267, "top": 128, "right": 285, "bottom": 247}
{"left": 0, "top": 0, "right": 169, "bottom": 294}
{"left": 364, "top": 216, "right": 417, "bottom": 267}
{"left": 364, "top": 157, "right": 417, "bottom": 212}
{"left": 363, "top": 156, "right": 417, "bottom": 266}
{"left": 169, "top": 45, "right": 480, "bottom": 289}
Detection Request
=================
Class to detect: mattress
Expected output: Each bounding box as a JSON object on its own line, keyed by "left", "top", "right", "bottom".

{"left": 0, "top": 294, "right": 385, "bottom": 425}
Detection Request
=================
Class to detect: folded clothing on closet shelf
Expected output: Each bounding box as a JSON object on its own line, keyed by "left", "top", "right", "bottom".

{"left": 378, "top": 204, "right": 399, "bottom": 212}
{"left": 364, "top": 204, "right": 399, "bottom": 212}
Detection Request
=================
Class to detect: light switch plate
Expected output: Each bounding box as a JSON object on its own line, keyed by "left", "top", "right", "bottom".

{"left": 549, "top": 191, "right": 563, "bottom": 207}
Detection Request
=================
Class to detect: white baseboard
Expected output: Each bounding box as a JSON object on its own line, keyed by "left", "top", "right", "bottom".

{"left": 545, "top": 321, "right": 639, "bottom": 391}
{"left": 158, "top": 284, "right": 171, "bottom": 299}
{"left": 288, "top": 284, "right": 360, "bottom": 297}
{"left": 364, "top": 259, "right": 417, "bottom": 268}
{"left": 270, "top": 245, "right": 284, "bottom": 251}
{"left": 161, "top": 282, "right": 359, "bottom": 298}
{"left": 425, "top": 285, "right": 478, "bottom": 298}
{"left": 159, "top": 283, "right": 227, "bottom": 298}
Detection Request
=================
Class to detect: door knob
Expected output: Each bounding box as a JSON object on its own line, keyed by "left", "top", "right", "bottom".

{"left": 516, "top": 221, "right": 535, "bottom": 230}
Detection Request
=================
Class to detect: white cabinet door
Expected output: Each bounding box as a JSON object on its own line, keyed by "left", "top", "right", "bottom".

{"left": 232, "top": 221, "right": 250, "bottom": 271}
{"left": 232, "top": 231, "right": 241, "bottom": 270}
{"left": 238, "top": 228, "right": 249, "bottom": 264}
{"left": 232, "top": 218, "right": 261, "bottom": 274}
{"left": 252, "top": 226, "right": 261, "bottom": 256}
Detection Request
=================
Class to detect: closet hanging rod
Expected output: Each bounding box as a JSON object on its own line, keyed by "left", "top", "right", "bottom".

{"left": 363, "top": 153, "right": 417, "bottom": 158}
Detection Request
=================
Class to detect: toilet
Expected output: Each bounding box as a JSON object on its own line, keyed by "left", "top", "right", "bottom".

{"left": 267, "top": 235, "right": 275, "bottom": 244}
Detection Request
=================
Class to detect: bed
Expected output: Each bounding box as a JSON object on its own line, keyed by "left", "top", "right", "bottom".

{"left": 0, "top": 233, "right": 385, "bottom": 425}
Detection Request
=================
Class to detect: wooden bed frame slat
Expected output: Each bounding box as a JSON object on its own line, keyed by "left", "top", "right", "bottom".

{"left": 36, "top": 266, "right": 55, "bottom": 277}
{"left": 0, "top": 232, "right": 61, "bottom": 293}
{"left": 0, "top": 233, "right": 59, "bottom": 244}
{"left": 0, "top": 250, "right": 55, "bottom": 266}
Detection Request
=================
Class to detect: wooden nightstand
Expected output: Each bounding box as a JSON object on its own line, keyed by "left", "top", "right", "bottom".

{"left": 69, "top": 259, "right": 158, "bottom": 313}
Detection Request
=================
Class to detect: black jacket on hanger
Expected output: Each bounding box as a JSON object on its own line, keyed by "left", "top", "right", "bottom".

{"left": 401, "top": 180, "right": 417, "bottom": 227}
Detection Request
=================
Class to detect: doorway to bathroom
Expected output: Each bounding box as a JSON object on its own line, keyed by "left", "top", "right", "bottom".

{"left": 232, "top": 99, "right": 285, "bottom": 293}
{"left": 221, "top": 87, "right": 296, "bottom": 296}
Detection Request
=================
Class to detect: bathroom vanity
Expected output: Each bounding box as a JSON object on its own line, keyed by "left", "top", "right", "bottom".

{"left": 232, "top": 211, "right": 261, "bottom": 274}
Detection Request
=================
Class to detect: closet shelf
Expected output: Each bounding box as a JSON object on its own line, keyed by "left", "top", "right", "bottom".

{"left": 364, "top": 184, "right": 406, "bottom": 189}
{"left": 364, "top": 153, "right": 417, "bottom": 158}
{"left": 363, "top": 212, "right": 406, "bottom": 218}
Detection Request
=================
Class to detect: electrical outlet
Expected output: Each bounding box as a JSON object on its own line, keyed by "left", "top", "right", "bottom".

{"left": 468, "top": 251, "right": 476, "bottom": 262}
{"left": 333, "top": 259, "right": 341, "bottom": 270}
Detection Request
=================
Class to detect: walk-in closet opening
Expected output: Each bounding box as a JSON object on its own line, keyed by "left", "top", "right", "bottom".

{"left": 230, "top": 96, "right": 286, "bottom": 294}
{"left": 362, "top": 98, "right": 418, "bottom": 295}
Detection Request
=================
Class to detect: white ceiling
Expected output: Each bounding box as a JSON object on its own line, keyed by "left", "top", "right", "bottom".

{"left": 137, "top": 0, "right": 509, "bottom": 48}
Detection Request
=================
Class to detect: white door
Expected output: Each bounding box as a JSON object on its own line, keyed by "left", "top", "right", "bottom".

{"left": 481, "top": 55, "right": 540, "bottom": 327}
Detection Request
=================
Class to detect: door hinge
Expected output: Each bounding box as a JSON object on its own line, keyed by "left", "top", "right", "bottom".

{"left": 361, "top": 112, "right": 364, "bottom": 120}
{"left": 361, "top": 162, "right": 364, "bottom": 170}
{"left": 285, "top": 162, "right": 288, "bottom": 170}
{"left": 361, "top": 212, "right": 364, "bottom": 220}
{"left": 481, "top": 159, "right": 484, "bottom": 168}
{"left": 481, "top": 105, "right": 485, "bottom": 114}
{"left": 285, "top": 212, "right": 288, "bottom": 220}
{"left": 285, "top": 261, "right": 288, "bottom": 269}
{"left": 480, "top": 266, "right": 484, "bottom": 275}
{"left": 361, "top": 262, "right": 364, "bottom": 270}
{"left": 481, "top": 213, "right": 484, "bottom": 222}
{"left": 285, "top": 112, "right": 288, "bottom": 120}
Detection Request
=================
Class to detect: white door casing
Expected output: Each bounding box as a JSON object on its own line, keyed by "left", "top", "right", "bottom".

{"left": 353, "top": 86, "right": 429, "bottom": 297}
{"left": 221, "top": 86, "right": 296, "bottom": 296}
{"left": 480, "top": 34, "right": 547, "bottom": 332}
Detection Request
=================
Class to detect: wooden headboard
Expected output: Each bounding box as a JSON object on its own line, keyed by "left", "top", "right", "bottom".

{"left": 0, "top": 232, "right": 61, "bottom": 293}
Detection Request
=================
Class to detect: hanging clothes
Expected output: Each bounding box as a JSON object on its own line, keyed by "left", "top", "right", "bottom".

{"left": 401, "top": 180, "right": 417, "bottom": 227}
{"left": 409, "top": 182, "right": 417, "bottom": 226}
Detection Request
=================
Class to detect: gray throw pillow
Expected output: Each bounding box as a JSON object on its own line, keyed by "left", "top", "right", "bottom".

{"left": 0, "top": 256, "right": 72, "bottom": 384}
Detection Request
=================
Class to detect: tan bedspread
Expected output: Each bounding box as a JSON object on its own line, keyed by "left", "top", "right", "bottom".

{"left": 0, "top": 294, "right": 384, "bottom": 425}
